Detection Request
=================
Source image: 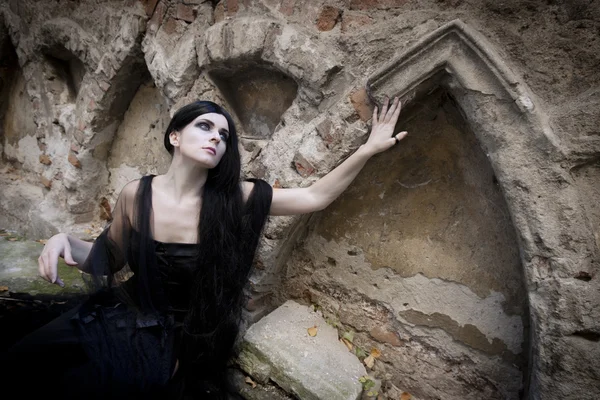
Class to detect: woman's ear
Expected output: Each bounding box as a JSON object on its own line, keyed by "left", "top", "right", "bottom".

{"left": 169, "top": 131, "right": 180, "bottom": 148}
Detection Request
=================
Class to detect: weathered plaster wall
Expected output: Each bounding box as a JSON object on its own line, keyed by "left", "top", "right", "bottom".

{"left": 106, "top": 80, "right": 172, "bottom": 204}
{"left": 1, "top": 1, "right": 599, "bottom": 399}
{"left": 277, "top": 93, "right": 528, "bottom": 399}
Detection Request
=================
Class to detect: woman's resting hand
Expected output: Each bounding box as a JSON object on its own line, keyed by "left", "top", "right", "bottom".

{"left": 38, "top": 233, "right": 78, "bottom": 287}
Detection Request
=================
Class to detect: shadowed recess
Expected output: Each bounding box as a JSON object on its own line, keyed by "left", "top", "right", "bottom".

{"left": 0, "top": 26, "right": 19, "bottom": 151}
{"left": 43, "top": 52, "right": 86, "bottom": 102}
{"left": 210, "top": 66, "right": 298, "bottom": 139}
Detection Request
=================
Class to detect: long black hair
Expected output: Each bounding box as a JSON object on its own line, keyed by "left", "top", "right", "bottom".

{"left": 163, "top": 101, "right": 271, "bottom": 390}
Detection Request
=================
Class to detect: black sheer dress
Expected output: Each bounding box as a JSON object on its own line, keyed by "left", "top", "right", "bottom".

{"left": 2, "top": 175, "right": 272, "bottom": 400}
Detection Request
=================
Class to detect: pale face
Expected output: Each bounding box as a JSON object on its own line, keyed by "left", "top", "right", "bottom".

{"left": 169, "top": 113, "right": 230, "bottom": 168}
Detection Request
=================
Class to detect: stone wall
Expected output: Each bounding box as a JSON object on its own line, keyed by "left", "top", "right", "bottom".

{"left": 1, "top": 1, "right": 599, "bottom": 399}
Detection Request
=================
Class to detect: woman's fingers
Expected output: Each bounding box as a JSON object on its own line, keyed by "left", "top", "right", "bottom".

{"left": 379, "top": 97, "right": 389, "bottom": 120}
{"left": 63, "top": 244, "right": 78, "bottom": 266}
{"left": 48, "top": 250, "right": 58, "bottom": 283}
{"left": 396, "top": 131, "right": 408, "bottom": 142}
{"left": 384, "top": 97, "right": 400, "bottom": 123}
{"left": 372, "top": 106, "right": 378, "bottom": 125}
{"left": 38, "top": 254, "right": 46, "bottom": 281}
{"left": 393, "top": 98, "right": 402, "bottom": 119}
{"left": 39, "top": 248, "right": 58, "bottom": 284}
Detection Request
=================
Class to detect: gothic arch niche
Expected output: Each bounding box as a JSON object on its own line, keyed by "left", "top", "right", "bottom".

{"left": 273, "top": 19, "right": 591, "bottom": 399}
{"left": 209, "top": 64, "right": 298, "bottom": 140}
{"left": 280, "top": 87, "right": 528, "bottom": 399}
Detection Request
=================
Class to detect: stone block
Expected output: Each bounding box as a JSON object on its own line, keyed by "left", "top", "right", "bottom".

{"left": 239, "top": 300, "right": 366, "bottom": 400}
{"left": 147, "top": 0, "right": 167, "bottom": 33}
{"left": 214, "top": 2, "right": 225, "bottom": 23}
{"left": 39, "top": 154, "right": 52, "bottom": 165}
{"left": 349, "top": 88, "right": 373, "bottom": 122}
{"left": 204, "top": 19, "right": 276, "bottom": 64}
{"left": 68, "top": 152, "right": 82, "bottom": 168}
{"left": 225, "top": 0, "right": 240, "bottom": 14}
{"left": 162, "top": 17, "right": 179, "bottom": 35}
{"left": 292, "top": 151, "right": 316, "bottom": 178}
{"left": 140, "top": 0, "right": 159, "bottom": 17}
{"left": 341, "top": 13, "right": 373, "bottom": 33}
{"left": 316, "top": 6, "right": 341, "bottom": 32}
{"left": 279, "top": 0, "right": 296, "bottom": 16}
{"left": 40, "top": 176, "right": 52, "bottom": 189}
{"left": 175, "top": 4, "right": 195, "bottom": 23}
{"left": 369, "top": 326, "right": 403, "bottom": 347}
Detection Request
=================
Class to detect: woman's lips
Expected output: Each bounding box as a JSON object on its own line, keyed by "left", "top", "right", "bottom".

{"left": 203, "top": 147, "right": 216, "bottom": 155}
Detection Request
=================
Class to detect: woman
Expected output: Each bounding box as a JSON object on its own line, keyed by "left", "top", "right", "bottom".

{"left": 7, "top": 97, "right": 406, "bottom": 399}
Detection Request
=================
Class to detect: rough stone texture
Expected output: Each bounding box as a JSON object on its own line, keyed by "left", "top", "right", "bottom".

{"left": 0, "top": 1, "right": 599, "bottom": 399}
{"left": 316, "top": 6, "right": 340, "bottom": 32}
{"left": 238, "top": 300, "right": 366, "bottom": 400}
{"left": 106, "top": 80, "right": 171, "bottom": 202}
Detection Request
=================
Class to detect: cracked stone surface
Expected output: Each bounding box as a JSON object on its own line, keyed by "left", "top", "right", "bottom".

{"left": 238, "top": 300, "right": 366, "bottom": 400}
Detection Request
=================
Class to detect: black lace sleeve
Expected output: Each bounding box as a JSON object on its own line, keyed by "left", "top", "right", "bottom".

{"left": 80, "top": 180, "right": 137, "bottom": 279}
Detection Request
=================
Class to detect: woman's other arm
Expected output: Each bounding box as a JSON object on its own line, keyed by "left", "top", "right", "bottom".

{"left": 38, "top": 234, "right": 92, "bottom": 286}
{"left": 266, "top": 97, "right": 407, "bottom": 216}
{"left": 38, "top": 180, "right": 138, "bottom": 286}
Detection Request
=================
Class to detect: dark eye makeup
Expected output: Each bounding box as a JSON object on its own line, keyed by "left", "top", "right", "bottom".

{"left": 195, "top": 120, "right": 229, "bottom": 141}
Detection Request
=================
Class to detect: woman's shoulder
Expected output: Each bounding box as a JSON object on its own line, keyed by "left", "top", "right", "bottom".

{"left": 241, "top": 178, "right": 271, "bottom": 202}
{"left": 120, "top": 179, "right": 142, "bottom": 199}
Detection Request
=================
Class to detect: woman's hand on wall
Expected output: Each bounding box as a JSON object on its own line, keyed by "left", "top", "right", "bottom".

{"left": 362, "top": 96, "right": 408, "bottom": 157}
{"left": 268, "top": 95, "right": 408, "bottom": 216}
{"left": 38, "top": 233, "right": 78, "bottom": 287}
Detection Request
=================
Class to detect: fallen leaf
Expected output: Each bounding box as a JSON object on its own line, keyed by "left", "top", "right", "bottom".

{"left": 7, "top": 237, "right": 18, "bottom": 241}
{"left": 0, "top": 286, "right": 8, "bottom": 291}
{"left": 354, "top": 347, "right": 367, "bottom": 359}
{"left": 340, "top": 337, "right": 353, "bottom": 351}
{"left": 244, "top": 376, "right": 257, "bottom": 388}
{"left": 36, "top": 239, "right": 48, "bottom": 245}
{"left": 364, "top": 354, "right": 375, "bottom": 369}
{"left": 359, "top": 375, "right": 375, "bottom": 391}
{"left": 400, "top": 392, "right": 412, "bottom": 400}
{"left": 307, "top": 325, "right": 318, "bottom": 337}
{"left": 342, "top": 331, "right": 355, "bottom": 343}
{"left": 370, "top": 348, "right": 382, "bottom": 358}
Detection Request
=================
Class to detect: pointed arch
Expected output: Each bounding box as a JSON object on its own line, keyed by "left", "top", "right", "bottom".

{"left": 365, "top": 19, "right": 597, "bottom": 398}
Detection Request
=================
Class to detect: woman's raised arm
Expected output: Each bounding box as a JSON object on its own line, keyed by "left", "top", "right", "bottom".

{"left": 265, "top": 97, "right": 407, "bottom": 216}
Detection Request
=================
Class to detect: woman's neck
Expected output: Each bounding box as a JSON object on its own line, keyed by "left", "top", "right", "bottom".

{"left": 160, "top": 157, "right": 208, "bottom": 202}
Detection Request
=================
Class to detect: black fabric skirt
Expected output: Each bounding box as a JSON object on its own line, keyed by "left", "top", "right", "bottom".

{"left": 2, "top": 299, "right": 185, "bottom": 400}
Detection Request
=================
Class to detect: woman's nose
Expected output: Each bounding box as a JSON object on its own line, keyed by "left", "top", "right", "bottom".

{"left": 209, "top": 130, "right": 221, "bottom": 143}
